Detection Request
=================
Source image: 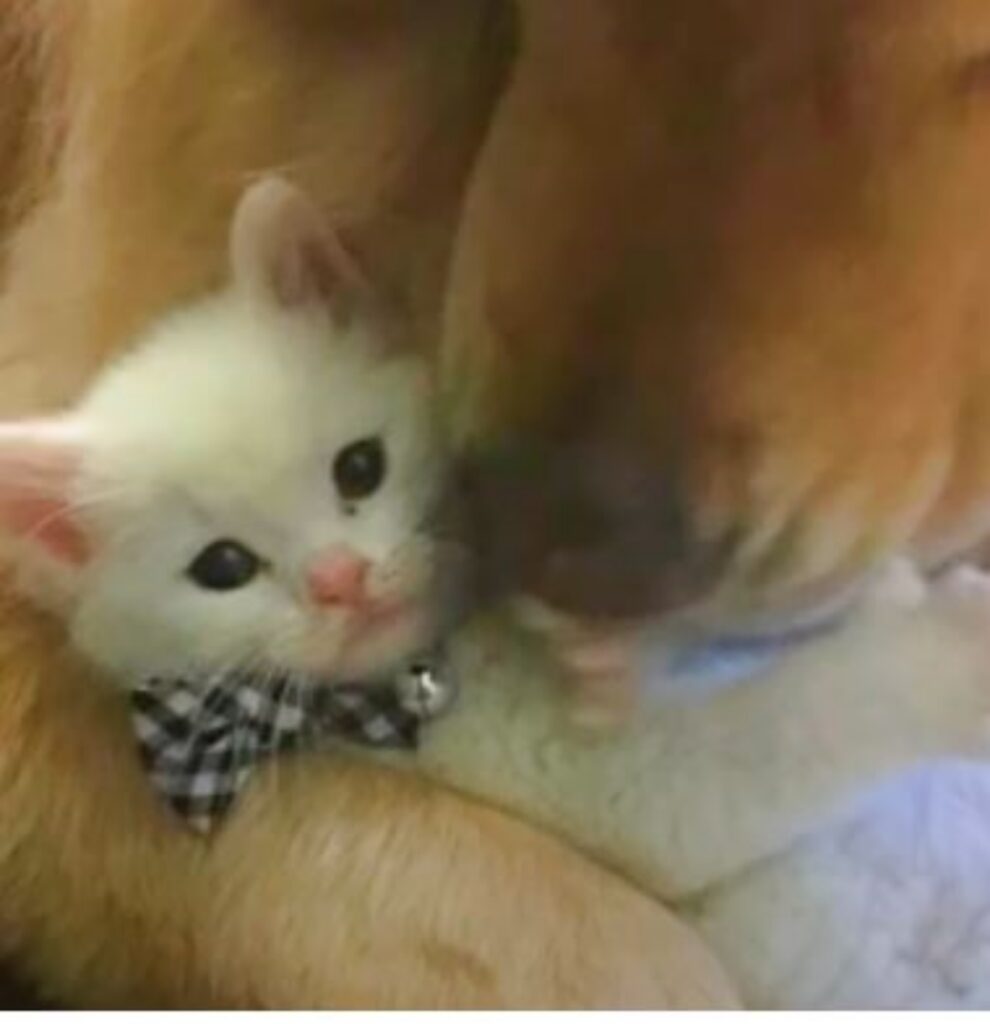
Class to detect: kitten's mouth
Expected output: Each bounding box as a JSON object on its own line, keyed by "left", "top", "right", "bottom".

{"left": 344, "top": 597, "right": 413, "bottom": 643}
{"left": 295, "top": 595, "right": 429, "bottom": 682}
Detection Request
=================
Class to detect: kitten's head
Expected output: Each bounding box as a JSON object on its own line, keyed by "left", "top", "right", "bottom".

{"left": 0, "top": 177, "right": 456, "bottom": 686}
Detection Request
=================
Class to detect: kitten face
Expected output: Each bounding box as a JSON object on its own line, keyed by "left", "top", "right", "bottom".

{"left": 0, "top": 177, "right": 454, "bottom": 687}
{"left": 74, "top": 304, "right": 442, "bottom": 684}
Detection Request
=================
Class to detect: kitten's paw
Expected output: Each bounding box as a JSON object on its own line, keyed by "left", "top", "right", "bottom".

{"left": 557, "top": 632, "right": 638, "bottom": 731}
{"left": 512, "top": 597, "right": 639, "bottom": 730}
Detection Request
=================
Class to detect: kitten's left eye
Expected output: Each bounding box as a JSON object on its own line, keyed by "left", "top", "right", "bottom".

{"left": 333, "top": 436, "right": 386, "bottom": 501}
{"left": 187, "top": 539, "right": 261, "bottom": 591}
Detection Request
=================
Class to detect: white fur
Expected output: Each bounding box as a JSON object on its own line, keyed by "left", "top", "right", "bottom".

{"left": 20, "top": 287, "right": 442, "bottom": 685}
{"left": 407, "top": 563, "right": 990, "bottom": 1008}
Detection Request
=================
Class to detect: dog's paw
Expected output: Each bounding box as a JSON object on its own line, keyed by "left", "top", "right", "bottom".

{"left": 683, "top": 424, "right": 951, "bottom": 624}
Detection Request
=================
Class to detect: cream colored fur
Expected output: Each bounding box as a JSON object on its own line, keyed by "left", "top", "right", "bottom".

{"left": 412, "top": 564, "right": 990, "bottom": 1007}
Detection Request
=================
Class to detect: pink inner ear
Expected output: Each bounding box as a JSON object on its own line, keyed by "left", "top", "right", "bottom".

{"left": 0, "top": 420, "right": 90, "bottom": 566}
{"left": 229, "top": 175, "right": 372, "bottom": 313}
{"left": 1, "top": 493, "right": 89, "bottom": 564}
{"left": 271, "top": 233, "right": 326, "bottom": 308}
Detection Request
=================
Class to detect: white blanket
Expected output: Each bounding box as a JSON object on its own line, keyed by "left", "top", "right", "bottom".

{"left": 400, "top": 563, "right": 990, "bottom": 1008}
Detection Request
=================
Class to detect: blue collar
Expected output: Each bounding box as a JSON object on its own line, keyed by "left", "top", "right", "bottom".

{"left": 662, "top": 611, "right": 845, "bottom": 692}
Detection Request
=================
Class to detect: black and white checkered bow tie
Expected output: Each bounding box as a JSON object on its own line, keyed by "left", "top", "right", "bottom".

{"left": 131, "top": 658, "right": 453, "bottom": 834}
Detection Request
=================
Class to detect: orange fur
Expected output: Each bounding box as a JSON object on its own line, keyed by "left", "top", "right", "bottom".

{"left": 0, "top": 0, "right": 736, "bottom": 1009}
{"left": 444, "top": 0, "right": 990, "bottom": 620}
{"left": 0, "top": 594, "right": 733, "bottom": 1009}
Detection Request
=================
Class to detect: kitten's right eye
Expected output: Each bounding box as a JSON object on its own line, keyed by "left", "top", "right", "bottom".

{"left": 333, "top": 436, "right": 386, "bottom": 502}
{"left": 187, "top": 539, "right": 261, "bottom": 591}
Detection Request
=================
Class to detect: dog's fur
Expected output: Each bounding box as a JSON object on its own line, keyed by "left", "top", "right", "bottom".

{"left": 0, "top": 0, "right": 737, "bottom": 1009}
{"left": 0, "top": 592, "right": 737, "bottom": 1008}
{"left": 444, "top": 0, "right": 990, "bottom": 623}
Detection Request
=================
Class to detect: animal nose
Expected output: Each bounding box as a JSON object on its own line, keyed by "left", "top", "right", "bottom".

{"left": 307, "top": 548, "right": 369, "bottom": 607}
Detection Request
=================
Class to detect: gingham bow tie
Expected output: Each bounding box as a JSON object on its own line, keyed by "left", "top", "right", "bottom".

{"left": 131, "top": 659, "right": 453, "bottom": 834}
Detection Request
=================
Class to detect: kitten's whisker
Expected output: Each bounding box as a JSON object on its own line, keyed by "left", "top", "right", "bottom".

{"left": 17, "top": 486, "right": 136, "bottom": 551}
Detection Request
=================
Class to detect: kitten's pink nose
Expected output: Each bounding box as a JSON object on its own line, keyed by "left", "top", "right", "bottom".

{"left": 307, "top": 548, "right": 369, "bottom": 607}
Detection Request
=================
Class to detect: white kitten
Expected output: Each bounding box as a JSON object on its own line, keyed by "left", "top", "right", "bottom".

{"left": 0, "top": 178, "right": 449, "bottom": 687}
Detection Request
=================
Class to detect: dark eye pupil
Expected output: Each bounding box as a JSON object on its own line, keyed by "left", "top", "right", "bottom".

{"left": 187, "top": 540, "right": 260, "bottom": 591}
{"left": 333, "top": 436, "right": 386, "bottom": 501}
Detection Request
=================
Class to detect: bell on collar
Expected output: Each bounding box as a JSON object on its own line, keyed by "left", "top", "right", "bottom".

{"left": 395, "top": 659, "right": 457, "bottom": 720}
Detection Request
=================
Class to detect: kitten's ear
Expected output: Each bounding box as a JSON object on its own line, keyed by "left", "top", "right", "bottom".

{"left": 229, "top": 176, "right": 371, "bottom": 318}
{"left": 0, "top": 419, "right": 90, "bottom": 565}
